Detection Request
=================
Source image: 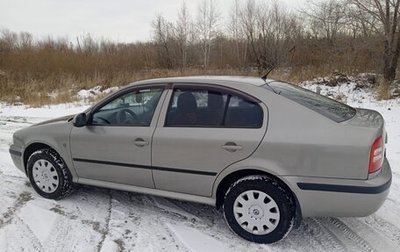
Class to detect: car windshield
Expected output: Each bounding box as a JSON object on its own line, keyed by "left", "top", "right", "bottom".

{"left": 264, "top": 81, "right": 356, "bottom": 122}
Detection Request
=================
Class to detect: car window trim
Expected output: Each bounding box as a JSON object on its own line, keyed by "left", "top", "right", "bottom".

{"left": 172, "top": 83, "right": 261, "bottom": 104}
{"left": 87, "top": 84, "right": 166, "bottom": 127}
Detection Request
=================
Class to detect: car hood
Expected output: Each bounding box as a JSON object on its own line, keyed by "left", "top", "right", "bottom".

{"left": 33, "top": 114, "right": 75, "bottom": 126}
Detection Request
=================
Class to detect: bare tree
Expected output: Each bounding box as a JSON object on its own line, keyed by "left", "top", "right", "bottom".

{"left": 350, "top": 0, "right": 400, "bottom": 82}
{"left": 238, "top": 0, "right": 299, "bottom": 73}
{"left": 81, "top": 34, "right": 99, "bottom": 53}
{"left": 19, "top": 32, "right": 33, "bottom": 48}
{"left": 228, "top": 0, "right": 247, "bottom": 66}
{"left": 175, "top": 2, "right": 193, "bottom": 69}
{"left": 238, "top": 0, "right": 259, "bottom": 69}
{"left": 152, "top": 14, "right": 174, "bottom": 68}
{"left": 196, "top": 0, "right": 220, "bottom": 69}
{"left": 302, "top": 0, "right": 347, "bottom": 44}
{"left": 346, "top": 3, "right": 381, "bottom": 37}
{"left": 0, "top": 29, "right": 18, "bottom": 51}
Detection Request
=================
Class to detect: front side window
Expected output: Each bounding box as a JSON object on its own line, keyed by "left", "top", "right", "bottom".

{"left": 92, "top": 88, "right": 163, "bottom": 126}
{"left": 165, "top": 87, "right": 263, "bottom": 128}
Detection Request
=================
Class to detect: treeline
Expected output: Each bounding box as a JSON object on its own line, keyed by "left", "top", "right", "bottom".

{"left": 151, "top": 0, "right": 385, "bottom": 75}
{"left": 0, "top": 0, "right": 397, "bottom": 105}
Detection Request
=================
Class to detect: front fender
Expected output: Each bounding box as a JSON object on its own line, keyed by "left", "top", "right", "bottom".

{"left": 18, "top": 122, "right": 78, "bottom": 182}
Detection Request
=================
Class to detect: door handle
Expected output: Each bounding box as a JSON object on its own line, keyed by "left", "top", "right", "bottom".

{"left": 222, "top": 142, "right": 243, "bottom": 152}
{"left": 133, "top": 138, "right": 149, "bottom": 147}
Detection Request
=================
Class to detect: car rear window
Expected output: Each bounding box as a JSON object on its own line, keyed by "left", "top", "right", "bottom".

{"left": 264, "top": 81, "right": 356, "bottom": 122}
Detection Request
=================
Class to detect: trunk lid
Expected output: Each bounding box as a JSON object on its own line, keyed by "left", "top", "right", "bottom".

{"left": 345, "top": 108, "right": 384, "bottom": 129}
{"left": 344, "top": 108, "right": 385, "bottom": 144}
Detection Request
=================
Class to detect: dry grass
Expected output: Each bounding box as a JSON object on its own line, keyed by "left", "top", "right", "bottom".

{"left": 269, "top": 66, "right": 334, "bottom": 83}
{"left": 376, "top": 80, "right": 391, "bottom": 100}
{"left": 0, "top": 66, "right": 382, "bottom": 106}
{"left": 0, "top": 31, "right": 387, "bottom": 106}
{"left": 0, "top": 68, "right": 259, "bottom": 106}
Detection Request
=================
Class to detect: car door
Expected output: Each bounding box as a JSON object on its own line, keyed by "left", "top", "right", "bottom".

{"left": 70, "top": 85, "right": 166, "bottom": 188}
{"left": 152, "top": 84, "right": 268, "bottom": 196}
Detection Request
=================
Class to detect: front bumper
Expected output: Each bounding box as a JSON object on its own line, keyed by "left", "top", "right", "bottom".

{"left": 9, "top": 144, "right": 25, "bottom": 174}
{"left": 284, "top": 158, "right": 392, "bottom": 217}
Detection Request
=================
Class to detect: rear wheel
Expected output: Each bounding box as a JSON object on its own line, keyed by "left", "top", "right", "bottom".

{"left": 27, "top": 148, "right": 74, "bottom": 200}
{"left": 223, "top": 175, "right": 295, "bottom": 243}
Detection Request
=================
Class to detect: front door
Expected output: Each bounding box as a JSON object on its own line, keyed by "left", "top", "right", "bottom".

{"left": 70, "top": 86, "right": 165, "bottom": 188}
{"left": 152, "top": 85, "right": 267, "bottom": 196}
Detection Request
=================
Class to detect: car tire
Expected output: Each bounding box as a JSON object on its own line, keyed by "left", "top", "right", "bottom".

{"left": 223, "top": 175, "right": 295, "bottom": 243}
{"left": 27, "top": 148, "right": 74, "bottom": 200}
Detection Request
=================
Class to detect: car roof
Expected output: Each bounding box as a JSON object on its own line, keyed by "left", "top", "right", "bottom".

{"left": 88, "top": 76, "right": 277, "bottom": 112}
{"left": 130, "top": 75, "right": 273, "bottom": 88}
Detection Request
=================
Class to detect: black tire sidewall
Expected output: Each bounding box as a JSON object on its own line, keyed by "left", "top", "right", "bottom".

{"left": 223, "top": 177, "right": 295, "bottom": 244}
{"left": 27, "top": 149, "right": 69, "bottom": 199}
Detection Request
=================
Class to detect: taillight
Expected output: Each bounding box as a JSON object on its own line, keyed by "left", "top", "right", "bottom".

{"left": 369, "top": 136, "right": 384, "bottom": 173}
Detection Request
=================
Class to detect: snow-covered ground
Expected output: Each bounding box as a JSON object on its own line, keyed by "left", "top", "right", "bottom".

{"left": 0, "top": 82, "right": 400, "bottom": 252}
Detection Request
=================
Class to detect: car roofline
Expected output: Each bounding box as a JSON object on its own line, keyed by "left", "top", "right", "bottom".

{"left": 125, "top": 75, "right": 275, "bottom": 88}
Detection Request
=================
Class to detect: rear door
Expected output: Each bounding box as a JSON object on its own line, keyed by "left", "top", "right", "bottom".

{"left": 70, "top": 85, "right": 166, "bottom": 188}
{"left": 152, "top": 84, "right": 267, "bottom": 196}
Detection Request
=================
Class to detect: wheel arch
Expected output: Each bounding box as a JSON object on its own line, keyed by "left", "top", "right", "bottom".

{"left": 23, "top": 142, "right": 59, "bottom": 174}
{"left": 215, "top": 168, "right": 302, "bottom": 228}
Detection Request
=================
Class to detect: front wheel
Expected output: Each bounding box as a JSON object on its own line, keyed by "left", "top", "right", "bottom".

{"left": 223, "top": 175, "right": 295, "bottom": 243}
{"left": 27, "top": 148, "right": 74, "bottom": 200}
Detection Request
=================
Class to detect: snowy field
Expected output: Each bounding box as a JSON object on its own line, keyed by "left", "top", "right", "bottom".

{"left": 0, "top": 82, "right": 400, "bottom": 252}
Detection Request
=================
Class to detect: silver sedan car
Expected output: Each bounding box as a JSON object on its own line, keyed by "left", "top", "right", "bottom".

{"left": 9, "top": 76, "right": 392, "bottom": 243}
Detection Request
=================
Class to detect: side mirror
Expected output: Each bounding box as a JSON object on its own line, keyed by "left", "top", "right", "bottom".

{"left": 73, "top": 113, "right": 87, "bottom": 127}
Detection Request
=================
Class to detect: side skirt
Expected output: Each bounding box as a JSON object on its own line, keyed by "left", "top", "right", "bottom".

{"left": 77, "top": 178, "right": 216, "bottom": 206}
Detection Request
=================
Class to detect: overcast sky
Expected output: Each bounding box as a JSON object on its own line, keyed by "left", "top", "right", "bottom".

{"left": 0, "top": 0, "right": 307, "bottom": 43}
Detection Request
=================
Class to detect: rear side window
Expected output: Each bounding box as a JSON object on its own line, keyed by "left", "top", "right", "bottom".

{"left": 265, "top": 82, "right": 356, "bottom": 122}
{"left": 165, "top": 88, "right": 263, "bottom": 128}
{"left": 225, "top": 95, "right": 263, "bottom": 128}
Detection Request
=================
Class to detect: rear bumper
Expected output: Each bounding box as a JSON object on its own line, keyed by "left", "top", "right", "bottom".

{"left": 284, "top": 158, "right": 392, "bottom": 217}
{"left": 9, "top": 144, "right": 25, "bottom": 174}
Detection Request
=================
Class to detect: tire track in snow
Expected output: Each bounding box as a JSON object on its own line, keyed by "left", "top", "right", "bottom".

{"left": 0, "top": 191, "right": 32, "bottom": 229}
{"left": 152, "top": 197, "right": 255, "bottom": 250}
{"left": 104, "top": 192, "right": 189, "bottom": 251}
{"left": 96, "top": 190, "right": 112, "bottom": 252}
{"left": 151, "top": 196, "right": 232, "bottom": 245}
{"left": 319, "top": 217, "right": 375, "bottom": 252}
{"left": 300, "top": 218, "right": 347, "bottom": 252}
{"left": 42, "top": 188, "right": 114, "bottom": 252}
{"left": 0, "top": 174, "right": 26, "bottom": 180}
{"left": 339, "top": 217, "right": 399, "bottom": 252}
{"left": 365, "top": 215, "right": 400, "bottom": 245}
{"left": 0, "top": 216, "right": 44, "bottom": 252}
{"left": 355, "top": 215, "right": 400, "bottom": 248}
{"left": 163, "top": 198, "right": 220, "bottom": 227}
{"left": 14, "top": 216, "right": 45, "bottom": 252}
{"left": 44, "top": 215, "right": 82, "bottom": 252}
{"left": 46, "top": 202, "right": 99, "bottom": 252}
{"left": 152, "top": 197, "right": 204, "bottom": 225}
